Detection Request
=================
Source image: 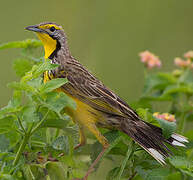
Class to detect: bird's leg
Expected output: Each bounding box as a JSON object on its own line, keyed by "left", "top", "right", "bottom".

{"left": 83, "top": 123, "right": 109, "bottom": 180}
{"left": 83, "top": 146, "right": 108, "bottom": 180}
{"left": 74, "top": 126, "right": 86, "bottom": 149}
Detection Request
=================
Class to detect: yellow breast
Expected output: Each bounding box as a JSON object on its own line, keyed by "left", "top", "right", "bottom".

{"left": 44, "top": 71, "right": 103, "bottom": 125}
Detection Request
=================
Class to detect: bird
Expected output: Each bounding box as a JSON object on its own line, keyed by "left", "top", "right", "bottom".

{"left": 25, "top": 22, "right": 188, "bottom": 179}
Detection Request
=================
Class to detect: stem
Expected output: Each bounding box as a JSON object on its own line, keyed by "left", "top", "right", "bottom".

{"left": 27, "top": 164, "right": 35, "bottom": 180}
{"left": 178, "top": 93, "right": 190, "bottom": 133}
{"left": 178, "top": 94, "right": 190, "bottom": 133}
{"left": 13, "top": 111, "right": 49, "bottom": 166}
{"left": 46, "top": 128, "right": 51, "bottom": 144}
{"left": 188, "top": 149, "right": 193, "bottom": 159}
{"left": 144, "top": 68, "right": 148, "bottom": 78}
{"left": 178, "top": 111, "right": 186, "bottom": 133}
{"left": 54, "top": 129, "right": 60, "bottom": 139}
{"left": 13, "top": 134, "right": 30, "bottom": 166}
{"left": 13, "top": 123, "right": 34, "bottom": 166}
{"left": 30, "top": 140, "right": 46, "bottom": 147}
{"left": 31, "top": 110, "right": 49, "bottom": 134}
{"left": 16, "top": 114, "right": 26, "bottom": 134}
{"left": 15, "top": 129, "right": 24, "bottom": 135}
{"left": 117, "top": 141, "right": 135, "bottom": 180}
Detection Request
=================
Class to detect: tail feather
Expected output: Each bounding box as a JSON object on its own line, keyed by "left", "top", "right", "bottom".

{"left": 120, "top": 119, "right": 188, "bottom": 164}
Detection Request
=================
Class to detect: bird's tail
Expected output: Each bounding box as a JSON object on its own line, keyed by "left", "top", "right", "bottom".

{"left": 120, "top": 119, "right": 188, "bottom": 164}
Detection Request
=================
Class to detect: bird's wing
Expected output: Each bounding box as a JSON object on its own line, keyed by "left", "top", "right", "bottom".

{"left": 61, "top": 59, "right": 139, "bottom": 120}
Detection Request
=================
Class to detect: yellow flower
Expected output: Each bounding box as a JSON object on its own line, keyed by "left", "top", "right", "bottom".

{"left": 153, "top": 112, "right": 176, "bottom": 122}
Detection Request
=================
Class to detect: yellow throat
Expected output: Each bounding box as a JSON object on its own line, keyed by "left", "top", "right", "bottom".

{"left": 37, "top": 33, "right": 57, "bottom": 59}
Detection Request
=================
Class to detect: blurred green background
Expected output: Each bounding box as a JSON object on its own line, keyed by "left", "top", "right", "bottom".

{"left": 1, "top": 1, "right": 193, "bottom": 179}
{"left": 1, "top": 0, "right": 193, "bottom": 107}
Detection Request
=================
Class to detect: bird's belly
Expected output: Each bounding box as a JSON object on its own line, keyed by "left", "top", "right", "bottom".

{"left": 43, "top": 74, "right": 110, "bottom": 128}
{"left": 56, "top": 87, "right": 107, "bottom": 127}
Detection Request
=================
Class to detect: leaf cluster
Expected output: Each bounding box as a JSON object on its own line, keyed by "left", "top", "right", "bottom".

{"left": 0, "top": 40, "right": 192, "bottom": 180}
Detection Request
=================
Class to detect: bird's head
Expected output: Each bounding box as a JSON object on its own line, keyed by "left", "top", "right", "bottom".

{"left": 25, "top": 22, "right": 67, "bottom": 59}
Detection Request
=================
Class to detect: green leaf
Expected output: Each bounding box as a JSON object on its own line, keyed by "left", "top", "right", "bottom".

{"left": 13, "top": 59, "right": 33, "bottom": 77}
{"left": 0, "top": 135, "right": 10, "bottom": 151}
{"left": 71, "top": 169, "right": 85, "bottom": 179}
{"left": 52, "top": 136, "right": 69, "bottom": 153}
{"left": 46, "top": 162, "right": 67, "bottom": 180}
{"left": 44, "top": 92, "right": 76, "bottom": 113}
{"left": 12, "top": 90, "right": 22, "bottom": 107}
{"left": 0, "top": 116, "right": 15, "bottom": 134}
{"left": 0, "top": 39, "right": 42, "bottom": 50}
{"left": 33, "top": 62, "right": 59, "bottom": 77}
{"left": 158, "top": 72, "right": 177, "bottom": 83}
{"left": 143, "top": 73, "right": 176, "bottom": 95}
{"left": 106, "top": 167, "right": 120, "bottom": 180}
{"left": 5, "top": 130, "right": 20, "bottom": 149}
{"left": 8, "top": 81, "right": 36, "bottom": 93}
{"left": 117, "top": 141, "right": 135, "bottom": 179}
{"left": 163, "top": 84, "right": 193, "bottom": 96}
{"left": 136, "top": 108, "right": 150, "bottom": 121}
{"left": 41, "top": 117, "right": 76, "bottom": 135}
{"left": 22, "top": 164, "right": 36, "bottom": 180}
{"left": 136, "top": 166, "right": 170, "bottom": 180}
{"left": 135, "top": 166, "right": 149, "bottom": 179}
{"left": 141, "top": 94, "right": 173, "bottom": 102}
{"left": 104, "top": 130, "right": 120, "bottom": 144}
{"left": 0, "top": 91, "right": 22, "bottom": 118}
{"left": 154, "top": 117, "right": 176, "bottom": 138}
{"left": 109, "top": 141, "right": 128, "bottom": 156}
{"left": 21, "top": 61, "right": 59, "bottom": 82}
{"left": 130, "top": 99, "right": 152, "bottom": 110}
{"left": 145, "top": 168, "right": 170, "bottom": 180}
{"left": 169, "top": 156, "right": 193, "bottom": 170}
{"left": 179, "top": 69, "right": 193, "bottom": 84}
{"left": 167, "top": 172, "right": 181, "bottom": 180}
{"left": 136, "top": 108, "right": 158, "bottom": 125}
{"left": 180, "top": 170, "right": 193, "bottom": 177}
{"left": 21, "top": 103, "right": 40, "bottom": 123}
{"left": 28, "top": 77, "right": 43, "bottom": 89}
{"left": 39, "top": 78, "right": 68, "bottom": 93}
{"left": 30, "top": 128, "right": 47, "bottom": 146}
{"left": 0, "top": 173, "right": 14, "bottom": 180}
{"left": 41, "top": 116, "right": 70, "bottom": 129}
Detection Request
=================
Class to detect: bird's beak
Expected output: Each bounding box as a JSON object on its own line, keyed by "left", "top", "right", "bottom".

{"left": 25, "top": 25, "right": 43, "bottom": 33}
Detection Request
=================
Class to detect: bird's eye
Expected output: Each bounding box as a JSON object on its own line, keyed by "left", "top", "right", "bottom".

{"left": 50, "top": 26, "right": 56, "bottom": 32}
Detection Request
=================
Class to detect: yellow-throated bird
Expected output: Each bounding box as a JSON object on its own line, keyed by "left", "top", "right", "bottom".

{"left": 25, "top": 22, "right": 188, "bottom": 179}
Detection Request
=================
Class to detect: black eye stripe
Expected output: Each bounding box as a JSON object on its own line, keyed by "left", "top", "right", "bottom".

{"left": 50, "top": 26, "right": 56, "bottom": 32}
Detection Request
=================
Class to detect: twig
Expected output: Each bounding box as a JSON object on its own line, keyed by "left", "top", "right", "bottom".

{"left": 13, "top": 110, "right": 49, "bottom": 166}
{"left": 16, "top": 114, "right": 26, "bottom": 134}
{"left": 13, "top": 134, "right": 30, "bottom": 166}
{"left": 31, "top": 110, "right": 49, "bottom": 134}
{"left": 117, "top": 141, "right": 135, "bottom": 180}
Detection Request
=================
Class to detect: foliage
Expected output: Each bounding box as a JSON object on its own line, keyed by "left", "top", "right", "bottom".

{"left": 0, "top": 40, "right": 192, "bottom": 180}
